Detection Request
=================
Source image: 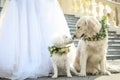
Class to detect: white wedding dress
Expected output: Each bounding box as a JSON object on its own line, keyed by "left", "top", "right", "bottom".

{"left": 0, "top": 0, "right": 73, "bottom": 79}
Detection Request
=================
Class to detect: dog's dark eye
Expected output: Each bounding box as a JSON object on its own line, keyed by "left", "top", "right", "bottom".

{"left": 77, "top": 26, "right": 80, "bottom": 29}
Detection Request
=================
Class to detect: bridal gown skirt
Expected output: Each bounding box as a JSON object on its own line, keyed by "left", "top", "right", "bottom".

{"left": 0, "top": 0, "right": 74, "bottom": 79}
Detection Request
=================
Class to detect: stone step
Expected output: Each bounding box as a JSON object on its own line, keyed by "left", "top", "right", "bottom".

{"left": 108, "top": 35, "right": 120, "bottom": 38}
{"left": 108, "top": 46, "right": 120, "bottom": 49}
{"left": 65, "top": 18, "right": 79, "bottom": 20}
{"left": 64, "top": 15, "right": 79, "bottom": 20}
{"left": 69, "top": 28, "right": 117, "bottom": 32}
{"left": 109, "top": 44, "right": 120, "bottom": 46}
{"left": 108, "top": 48, "right": 120, "bottom": 55}
{"left": 109, "top": 39, "right": 120, "bottom": 42}
{"left": 108, "top": 37, "right": 120, "bottom": 40}
{"left": 69, "top": 26, "right": 118, "bottom": 32}
{"left": 64, "top": 14, "right": 75, "bottom": 17}
{"left": 70, "top": 28, "right": 117, "bottom": 33}
{"left": 73, "top": 40, "right": 120, "bottom": 44}
{"left": 66, "top": 20, "right": 78, "bottom": 23}
{"left": 67, "top": 23, "right": 76, "bottom": 26}
{"left": 108, "top": 49, "right": 120, "bottom": 52}
{"left": 108, "top": 51, "right": 120, "bottom": 55}
{"left": 107, "top": 55, "right": 120, "bottom": 60}
{"left": 69, "top": 29, "right": 117, "bottom": 34}
{"left": 73, "top": 43, "right": 120, "bottom": 49}
{"left": 108, "top": 42, "right": 120, "bottom": 44}
{"left": 73, "top": 39, "right": 120, "bottom": 44}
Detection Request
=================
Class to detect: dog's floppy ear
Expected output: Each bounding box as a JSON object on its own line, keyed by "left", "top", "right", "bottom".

{"left": 76, "top": 16, "right": 88, "bottom": 27}
{"left": 85, "top": 17, "right": 88, "bottom": 26}
{"left": 86, "top": 17, "right": 101, "bottom": 34}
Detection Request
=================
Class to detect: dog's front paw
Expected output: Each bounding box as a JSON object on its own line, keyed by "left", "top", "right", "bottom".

{"left": 78, "top": 72, "right": 86, "bottom": 77}
{"left": 67, "top": 74, "right": 72, "bottom": 78}
{"left": 101, "top": 71, "right": 111, "bottom": 75}
{"left": 91, "top": 69, "right": 100, "bottom": 75}
{"left": 52, "top": 75, "right": 58, "bottom": 78}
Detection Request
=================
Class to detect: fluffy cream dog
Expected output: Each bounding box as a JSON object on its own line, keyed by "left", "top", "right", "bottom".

{"left": 72, "top": 16, "right": 111, "bottom": 76}
{"left": 49, "top": 35, "right": 73, "bottom": 78}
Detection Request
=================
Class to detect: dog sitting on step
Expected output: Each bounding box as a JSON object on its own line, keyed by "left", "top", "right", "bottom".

{"left": 48, "top": 35, "right": 73, "bottom": 78}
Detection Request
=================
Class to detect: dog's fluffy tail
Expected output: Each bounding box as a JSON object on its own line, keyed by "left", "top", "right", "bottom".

{"left": 107, "top": 63, "right": 120, "bottom": 73}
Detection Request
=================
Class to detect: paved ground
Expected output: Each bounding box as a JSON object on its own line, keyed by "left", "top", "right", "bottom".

{"left": 26, "top": 73, "right": 120, "bottom": 80}
{"left": 1, "top": 74, "right": 120, "bottom": 80}
{"left": 0, "top": 60, "right": 120, "bottom": 80}
{"left": 27, "top": 60, "right": 120, "bottom": 80}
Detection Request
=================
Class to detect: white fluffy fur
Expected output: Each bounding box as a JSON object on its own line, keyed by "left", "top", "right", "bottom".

{"left": 72, "top": 16, "right": 111, "bottom": 76}
{"left": 51, "top": 35, "right": 73, "bottom": 78}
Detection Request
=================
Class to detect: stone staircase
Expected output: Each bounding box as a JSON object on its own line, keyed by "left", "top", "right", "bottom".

{"left": 65, "top": 14, "right": 120, "bottom": 60}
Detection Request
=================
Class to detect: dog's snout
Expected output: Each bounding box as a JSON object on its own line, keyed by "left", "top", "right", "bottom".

{"left": 72, "top": 35, "right": 76, "bottom": 39}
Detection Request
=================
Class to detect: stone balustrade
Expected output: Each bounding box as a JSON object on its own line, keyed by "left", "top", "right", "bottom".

{"left": 59, "top": 0, "right": 120, "bottom": 26}
{"left": 58, "top": 0, "right": 120, "bottom": 34}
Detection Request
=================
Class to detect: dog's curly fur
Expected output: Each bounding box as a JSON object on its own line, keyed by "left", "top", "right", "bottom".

{"left": 50, "top": 35, "right": 73, "bottom": 78}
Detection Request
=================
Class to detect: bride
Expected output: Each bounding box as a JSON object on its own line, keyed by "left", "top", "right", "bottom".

{"left": 0, "top": 0, "right": 74, "bottom": 79}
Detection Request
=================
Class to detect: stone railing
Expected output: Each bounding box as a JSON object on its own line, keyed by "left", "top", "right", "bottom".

{"left": 1, "top": 0, "right": 120, "bottom": 27}
{"left": 96, "top": 0, "right": 120, "bottom": 34}
{"left": 58, "top": 0, "right": 120, "bottom": 25}
{"left": 58, "top": 0, "right": 120, "bottom": 34}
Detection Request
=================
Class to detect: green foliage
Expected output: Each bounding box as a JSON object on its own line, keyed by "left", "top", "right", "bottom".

{"left": 48, "top": 46, "right": 70, "bottom": 57}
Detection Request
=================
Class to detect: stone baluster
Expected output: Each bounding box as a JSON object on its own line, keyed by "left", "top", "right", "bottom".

{"left": 58, "top": 0, "right": 73, "bottom": 14}
{"left": 115, "top": 0, "right": 120, "bottom": 26}
{"left": 82, "top": 1, "right": 90, "bottom": 16}
{"left": 72, "top": 0, "right": 77, "bottom": 14}
{"left": 108, "top": 5, "right": 116, "bottom": 26}
{"left": 74, "top": 0, "right": 83, "bottom": 17}
{"left": 72, "top": 0, "right": 83, "bottom": 15}
{"left": 89, "top": 0, "right": 97, "bottom": 17}
{"left": 97, "top": 2, "right": 105, "bottom": 19}
{"left": 117, "top": 7, "right": 120, "bottom": 27}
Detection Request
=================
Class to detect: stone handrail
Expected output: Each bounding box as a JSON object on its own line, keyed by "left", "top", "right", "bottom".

{"left": 96, "top": 0, "right": 120, "bottom": 7}
{"left": 58, "top": 0, "right": 120, "bottom": 27}
{"left": 96, "top": 0, "right": 120, "bottom": 27}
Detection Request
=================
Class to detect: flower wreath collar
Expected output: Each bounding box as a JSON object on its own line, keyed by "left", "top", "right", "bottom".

{"left": 48, "top": 46, "right": 70, "bottom": 56}
{"left": 83, "top": 16, "right": 109, "bottom": 41}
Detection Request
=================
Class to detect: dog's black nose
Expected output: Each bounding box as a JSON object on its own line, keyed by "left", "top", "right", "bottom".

{"left": 72, "top": 35, "right": 76, "bottom": 39}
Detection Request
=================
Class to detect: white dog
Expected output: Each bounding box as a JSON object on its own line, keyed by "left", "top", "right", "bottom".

{"left": 49, "top": 35, "right": 73, "bottom": 78}
{"left": 72, "top": 16, "right": 111, "bottom": 76}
